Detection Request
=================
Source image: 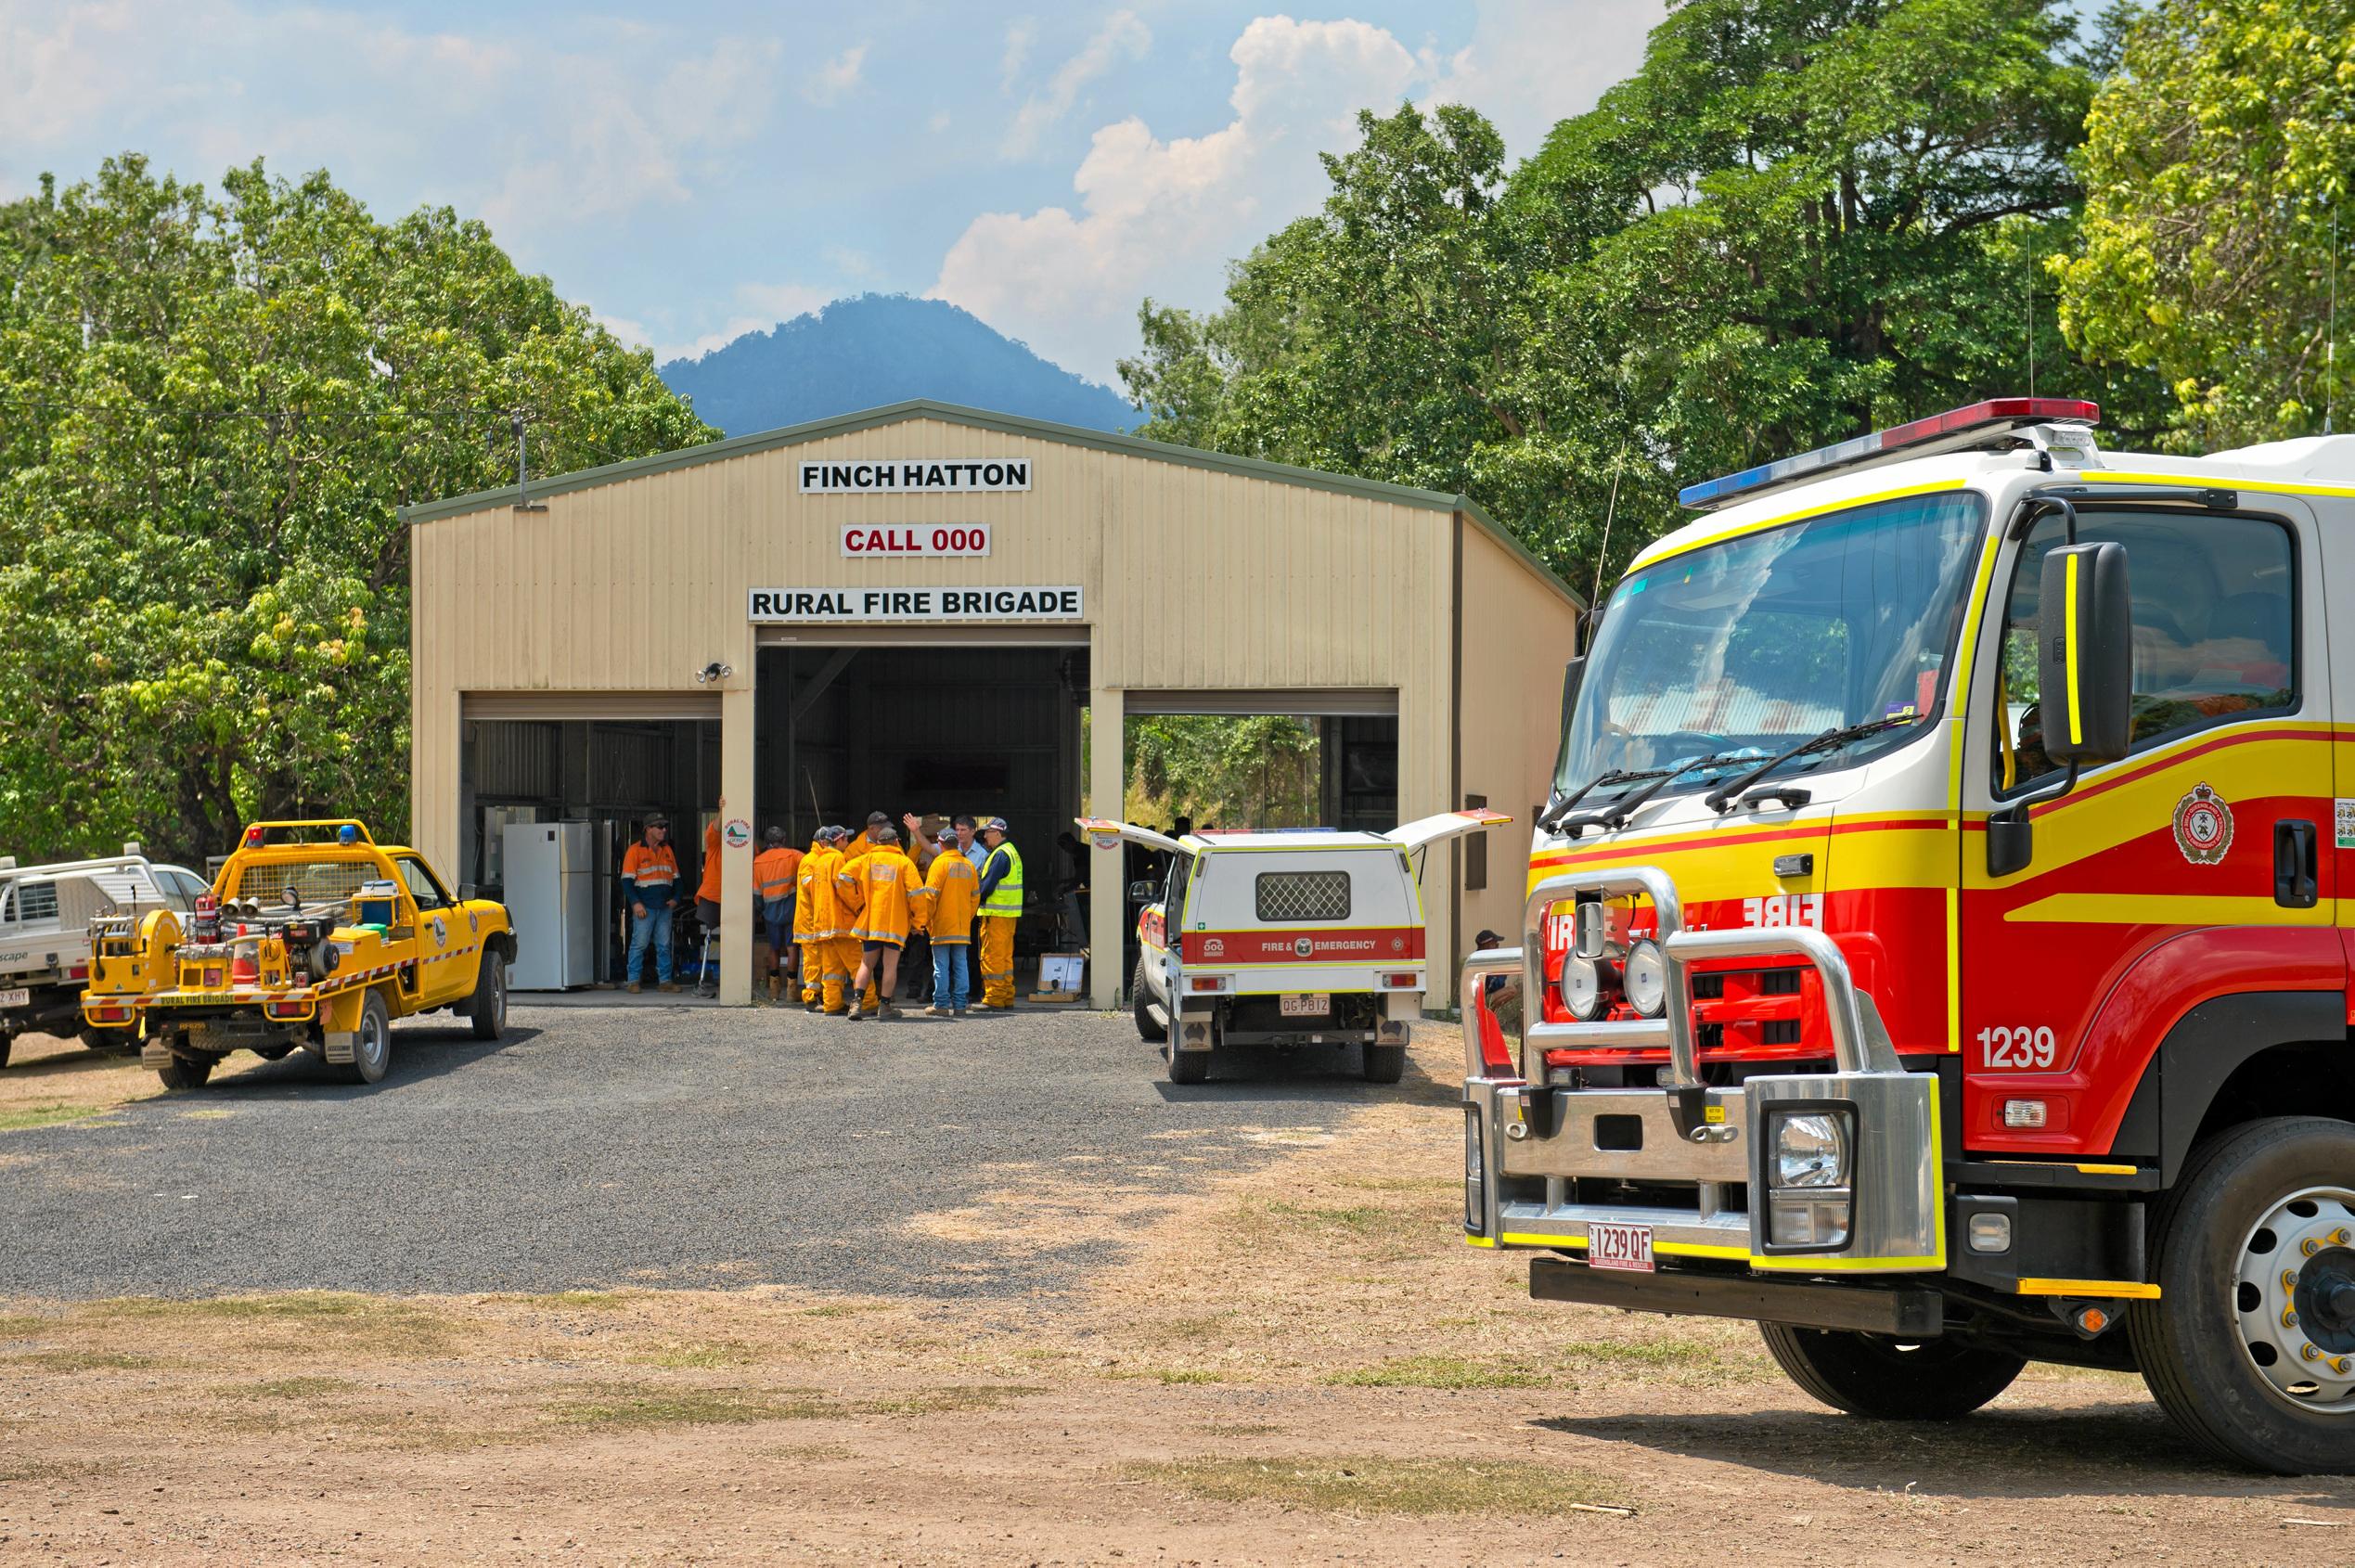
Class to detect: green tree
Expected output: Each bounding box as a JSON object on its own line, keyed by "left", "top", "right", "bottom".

{"left": 1121, "top": 1, "right": 2162, "bottom": 594}
{"left": 2053, "top": 0, "right": 2355, "bottom": 444}
{"left": 0, "top": 156, "right": 714, "bottom": 863}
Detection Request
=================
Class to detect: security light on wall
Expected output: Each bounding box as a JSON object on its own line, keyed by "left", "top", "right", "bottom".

{"left": 694, "top": 661, "right": 734, "bottom": 686}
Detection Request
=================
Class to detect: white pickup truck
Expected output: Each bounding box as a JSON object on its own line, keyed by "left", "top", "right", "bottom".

{"left": 1081, "top": 811, "right": 1512, "bottom": 1085}
{"left": 0, "top": 848, "right": 210, "bottom": 1067}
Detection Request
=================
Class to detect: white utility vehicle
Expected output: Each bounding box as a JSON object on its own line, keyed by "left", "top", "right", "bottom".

{"left": 1080, "top": 811, "right": 1512, "bottom": 1084}
{"left": 0, "top": 847, "right": 210, "bottom": 1066}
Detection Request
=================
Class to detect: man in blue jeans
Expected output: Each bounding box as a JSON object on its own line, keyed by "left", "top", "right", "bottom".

{"left": 621, "top": 816, "right": 681, "bottom": 993}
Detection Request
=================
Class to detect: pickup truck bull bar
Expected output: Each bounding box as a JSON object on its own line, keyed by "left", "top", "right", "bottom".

{"left": 1461, "top": 867, "right": 1941, "bottom": 1274}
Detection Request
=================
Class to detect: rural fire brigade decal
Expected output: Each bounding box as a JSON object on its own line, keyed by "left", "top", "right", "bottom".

{"left": 1179, "top": 928, "right": 1425, "bottom": 964}
{"left": 2172, "top": 782, "right": 2234, "bottom": 865}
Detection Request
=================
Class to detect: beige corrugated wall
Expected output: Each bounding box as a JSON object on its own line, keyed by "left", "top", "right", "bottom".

{"left": 413, "top": 414, "right": 1505, "bottom": 1003}
{"left": 1455, "top": 517, "right": 1585, "bottom": 977}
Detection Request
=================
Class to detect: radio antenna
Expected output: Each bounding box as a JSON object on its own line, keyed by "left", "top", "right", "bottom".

{"left": 2328, "top": 200, "right": 2340, "bottom": 435}
{"left": 2026, "top": 225, "right": 2037, "bottom": 399}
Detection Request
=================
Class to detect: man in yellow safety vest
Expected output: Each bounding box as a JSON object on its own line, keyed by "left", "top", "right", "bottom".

{"left": 973, "top": 816, "right": 1023, "bottom": 1009}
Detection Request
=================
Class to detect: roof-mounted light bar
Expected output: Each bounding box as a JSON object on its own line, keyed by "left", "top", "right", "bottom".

{"left": 1677, "top": 397, "right": 2102, "bottom": 511}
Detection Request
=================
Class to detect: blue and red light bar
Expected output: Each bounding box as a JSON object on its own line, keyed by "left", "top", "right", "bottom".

{"left": 1677, "top": 397, "right": 2102, "bottom": 511}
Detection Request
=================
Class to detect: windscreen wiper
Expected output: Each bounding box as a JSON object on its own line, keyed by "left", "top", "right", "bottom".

{"left": 1538, "top": 765, "right": 1670, "bottom": 832}
{"left": 1701, "top": 714, "right": 1922, "bottom": 815}
{"left": 1561, "top": 751, "right": 1757, "bottom": 838}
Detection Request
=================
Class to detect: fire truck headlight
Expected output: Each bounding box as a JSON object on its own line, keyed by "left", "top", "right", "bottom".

{"left": 1559, "top": 953, "right": 1616, "bottom": 1021}
{"left": 1622, "top": 939, "right": 1667, "bottom": 1017}
{"left": 1769, "top": 1110, "right": 1851, "bottom": 1189}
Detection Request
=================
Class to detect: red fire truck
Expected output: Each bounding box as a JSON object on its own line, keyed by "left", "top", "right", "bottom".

{"left": 1464, "top": 398, "right": 2355, "bottom": 1472}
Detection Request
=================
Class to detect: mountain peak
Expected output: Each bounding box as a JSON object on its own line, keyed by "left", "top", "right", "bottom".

{"left": 658, "top": 294, "right": 1135, "bottom": 436}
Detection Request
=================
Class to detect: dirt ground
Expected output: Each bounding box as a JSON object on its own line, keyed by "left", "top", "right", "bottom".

{"left": 4, "top": 1023, "right": 2352, "bottom": 1565}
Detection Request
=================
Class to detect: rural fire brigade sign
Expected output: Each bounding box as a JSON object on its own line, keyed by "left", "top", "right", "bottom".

{"left": 749, "top": 586, "right": 1083, "bottom": 623}
{"left": 840, "top": 523, "right": 991, "bottom": 558}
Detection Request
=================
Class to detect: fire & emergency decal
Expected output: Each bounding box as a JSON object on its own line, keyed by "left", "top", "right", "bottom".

{"left": 2172, "top": 783, "right": 2234, "bottom": 866}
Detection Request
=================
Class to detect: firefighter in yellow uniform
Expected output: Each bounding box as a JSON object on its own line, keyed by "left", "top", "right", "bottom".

{"left": 974, "top": 816, "right": 1023, "bottom": 1009}
{"left": 792, "top": 829, "right": 831, "bottom": 1008}
{"left": 839, "top": 811, "right": 893, "bottom": 1009}
{"left": 837, "top": 825, "right": 920, "bottom": 1022}
{"left": 803, "top": 827, "right": 856, "bottom": 1013}
{"left": 920, "top": 828, "right": 981, "bottom": 1017}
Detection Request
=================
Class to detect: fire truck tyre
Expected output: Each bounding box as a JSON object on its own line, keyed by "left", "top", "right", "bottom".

{"left": 1758, "top": 1325, "right": 2025, "bottom": 1420}
{"left": 2130, "top": 1116, "right": 2355, "bottom": 1474}
{"left": 1167, "top": 1043, "right": 1210, "bottom": 1085}
{"left": 1362, "top": 1042, "right": 1407, "bottom": 1084}
{"left": 0, "top": 1031, "right": 11, "bottom": 1070}
{"left": 468, "top": 952, "right": 508, "bottom": 1041}
{"left": 253, "top": 1042, "right": 296, "bottom": 1060}
{"left": 345, "top": 992, "right": 392, "bottom": 1085}
{"left": 78, "top": 1026, "right": 135, "bottom": 1055}
{"left": 156, "top": 1052, "right": 212, "bottom": 1091}
{"left": 1132, "top": 956, "right": 1165, "bottom": 1043}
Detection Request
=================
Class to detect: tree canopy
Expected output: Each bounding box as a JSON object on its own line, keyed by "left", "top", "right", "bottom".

{"left": 0, "top": 156, "right": 714, "bottom": 863}
{"left": 2054, "top": 0, "right": 2355, "bottom": 445}
{"left": 1120, "top": 0, "right": 2169, "bottom": 598}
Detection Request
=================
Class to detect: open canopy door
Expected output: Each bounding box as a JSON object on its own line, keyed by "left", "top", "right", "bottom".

{"left": 1383, "top": 807, "right": 1515, "bottom": 853}
{"left": 1075, "top": 817, "right": 1187, "bottom": 857}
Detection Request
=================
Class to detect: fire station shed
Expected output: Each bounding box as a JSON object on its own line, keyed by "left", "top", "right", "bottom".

{"left": 402, "top": 400, "right": 1582, "bottom": 1009}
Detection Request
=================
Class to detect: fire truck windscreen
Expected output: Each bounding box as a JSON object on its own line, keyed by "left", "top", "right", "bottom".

{"left": 1557, "top": 490, "right": 1988, "bottom": 803}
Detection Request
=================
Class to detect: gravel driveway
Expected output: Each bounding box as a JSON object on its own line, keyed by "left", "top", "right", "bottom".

{"left": 0, "top": 1002, "right": 1435, "bottom": 1299}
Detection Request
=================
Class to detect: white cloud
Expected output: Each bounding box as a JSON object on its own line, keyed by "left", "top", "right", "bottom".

{"left": 822, "top": 245, "right": 879, "bottom": 280}
{"left": 929, "top": 6, "right": 1661, "bottom": 382}
{"left": 1421, "top": 0, "right": 1667, "bottom": 161}
{"left": 804, "top": 43, "right": 868, "bottom": 105}
{"left": 999, "top": 17, "right": 1037, "bottom": 92}
{"left": 659, "top": 315, "right": 779, "bottom": 364}
{"left": 592, "top": 310, "right": 654, "bottom": 349}
{"left": 1000, "top": 9, "right": 1150, "bottom": 158}
{"left": 736, "top": 281, "right": 832, "bottom": 322}
{"left": 933, "top": 16, "right": 1417, "bottom": 379}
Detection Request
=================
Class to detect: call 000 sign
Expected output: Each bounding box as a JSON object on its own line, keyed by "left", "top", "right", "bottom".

{"left": 748, "top": 586, "right": 1084, "bottom": 623}
{"left": 839, "top": 523, "right": 991, "bottom": 557}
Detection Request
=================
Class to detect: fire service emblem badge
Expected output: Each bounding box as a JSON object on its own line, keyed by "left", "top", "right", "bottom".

{"left": 2173, "top": 783, "right": 2234, "bottom": 866}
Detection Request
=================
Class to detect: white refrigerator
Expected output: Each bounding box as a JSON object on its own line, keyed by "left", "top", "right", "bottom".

{"left": 503, "top": 821, "right": 594, "bottom": 990}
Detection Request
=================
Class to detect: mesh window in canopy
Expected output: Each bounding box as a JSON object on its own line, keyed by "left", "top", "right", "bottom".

{"left": 1255, "top": 869, "right": 1351, "bottom": 923}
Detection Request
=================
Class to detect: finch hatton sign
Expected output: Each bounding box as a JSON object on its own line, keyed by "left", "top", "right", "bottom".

{"left": 749, "top": 586, "right": 1084, "bottom": 623}
{"left": 798, "top": 458, "right": 1030, "bottom": 494}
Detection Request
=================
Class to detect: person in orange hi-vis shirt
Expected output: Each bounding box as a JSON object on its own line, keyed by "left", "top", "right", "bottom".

{"left": 619, "top": 816, "right": 680, "bottom": 993}
{"left": 918, "top": 826, "right": 981, "bottom": 1017}
{"left": 691, "top": 809, "right": 728, "bottom": 997}
{"left": 837, "top": 824, "right": 920, "bottom": 1022}
{"left": 752, "top": 827, "right": 803, "bottom": 1001}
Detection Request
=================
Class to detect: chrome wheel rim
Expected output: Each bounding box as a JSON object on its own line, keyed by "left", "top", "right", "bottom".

{"left": 490, "top": 961, "right": 507, "bottom": 1027}
{"left": 2236, "top": 1184, "right": 2355, "bottom": 1413}
{"left": 358, "top": 1012, "right": 389, "bottom": 1073}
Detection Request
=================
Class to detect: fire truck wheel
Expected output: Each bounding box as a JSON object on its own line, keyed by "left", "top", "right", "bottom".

{"left": 155, "top": 1050, "right": 212, "bottom": 1091}
{"left": 345, "top": 992, "right": 392, "bottom": 1085}
{"left": 2131, "top": 1116, "right": 2355, "bottom": 1474}
{"left": 1362, "top": 1042, "right": 1407, "bottom": 1084}
{"left": 1758, "top": 1325, "right": 2024, "bottom": 1420}
{"left": 77, "top": 1026, "right": 135, "bottom": 1056}
{"left": 252, "top": 1042, "right": 297, "bottom": 1060}
{"left": 1167, "top": 1042, "right": 1210, "bottom": 1085}
{"left": 1132, "top": 956, "right": 1165, "bottom": 1043}
{"left": 0, "top": 1031, "right": 11, "bottom": 1071}
{"left": 468, "top": 952, "right": 508, "bottom": 1041}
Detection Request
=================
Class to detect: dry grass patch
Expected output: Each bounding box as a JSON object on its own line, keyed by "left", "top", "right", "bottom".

{"left": 1131, "top": 1456, "right": 1631, "bottom": 1518}
{"left": 80, "top": 1291, "right": 467, "bottom": 1358}
{"left": 0, "top": 1101, "right": 112, "bottom": 1134}
{"left": 629, "top": 1339, "right": 765, "bottom": 1369}
{"left": 219, "top": 1374, "right": 361, "bottom": 1400}
{"left": 5, "top": 1348, "right": 159, "bottom": 1372}
{"left": 544, "top": 1382, "right": 837, "bottom": 1431}
{"left": 859, "top": 1382, "right": 1045, "bottom": 1415}
{"left": 1327, "top": 1355, "right": 1552, "bottom": 1391}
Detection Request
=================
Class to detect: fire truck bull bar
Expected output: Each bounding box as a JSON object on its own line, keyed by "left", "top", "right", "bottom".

{"left": 1461, "top": 868, "right": 1944, "bottom": 1275}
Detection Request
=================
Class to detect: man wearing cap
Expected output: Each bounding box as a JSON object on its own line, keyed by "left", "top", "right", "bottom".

{"left": 620, "top": 816, "right": 680, "bottom": 994}
{"left": 753, "top": 827, "right": 803, "bottom": 1002}
{"left": 798, "top": 827, "right": 854, "bottom": 1013}
{"left": 973, "top": 816, "right": 1023, "bottom": 1009}
{"left": 837, "top": 824, "right": 920, "bottom": 1022}
{"left": 791, "top": 827, "right": 830, "bottom": 1008}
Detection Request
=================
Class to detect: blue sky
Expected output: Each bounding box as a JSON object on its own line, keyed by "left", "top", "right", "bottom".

{"left": 4, "top": 2, "right": 1685, "bottom": 382}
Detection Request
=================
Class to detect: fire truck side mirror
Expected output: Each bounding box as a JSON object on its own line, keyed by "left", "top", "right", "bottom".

{"left": 2035, "top": 541, "right": 2134, "bottom": 767}
{"left": 1560, "top": 656, "right": 1586, "bottom": 738}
